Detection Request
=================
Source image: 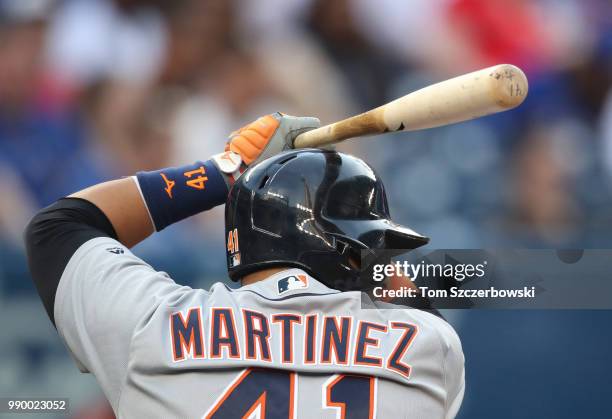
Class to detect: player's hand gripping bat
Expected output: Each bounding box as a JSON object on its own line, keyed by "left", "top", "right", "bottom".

{"left": 293, "top": 64, "right": 528, "bottom": 148}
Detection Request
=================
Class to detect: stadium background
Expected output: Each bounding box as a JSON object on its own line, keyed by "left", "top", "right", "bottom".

{"left": 0, "top": 0, "right": 611, "bottom": 417}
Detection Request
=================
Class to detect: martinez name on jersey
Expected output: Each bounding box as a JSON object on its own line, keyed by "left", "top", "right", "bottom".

{"left": 169, "top": 304, "right": 417, "bottom": 380}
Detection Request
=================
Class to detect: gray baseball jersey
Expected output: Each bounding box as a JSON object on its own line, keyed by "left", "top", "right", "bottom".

{"left": 55, "top": 237, "right": 465, "bottom": 418}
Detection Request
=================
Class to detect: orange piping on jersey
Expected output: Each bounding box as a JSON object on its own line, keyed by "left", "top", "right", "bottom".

{"left": 242, "top": 308, "right": 273, "bottom": 362}
{"left": 324, "top": 374, "right": 377, "bottom": 419}
{"left": 368, "top": 376, "right": 377, "bottom": 419}
{"left": 325, "top": 375, "right": 348, "bottom": 419}
{"left": 320, "top": 316, "right": 352, "bottom": 366}
{"left": 272, "top": 313, "right": 302, "bottom": 364}
{"left": 242, "top": 392, "right": 266, "bottom": 419}
{"left": 288, "top": 372, "right": 297, "bottom": 419}
{"left": 304, "top": 314, "right": 318, "bottom": 364}
{"left": 209, "top": 307, "right": 241, "bottom": 359}
{"left": 204, "top": 368, "right": 252, "bottom": 418}
{"left": 170, "top": 307, "right": 205, "bottom": 362}
{"left": 386, "top": 322, "right": 419, "bottom": 379}
{"left": 353, "top": 321, "right": 388, "bottom": 368}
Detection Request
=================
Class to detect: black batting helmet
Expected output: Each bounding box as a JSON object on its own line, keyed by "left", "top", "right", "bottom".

{"left": 225, "top": 149, "right": 428, "bottom": 291}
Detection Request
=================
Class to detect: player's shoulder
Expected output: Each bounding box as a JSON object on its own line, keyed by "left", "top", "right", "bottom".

{"left": 66, "top": 236, "right": 142, "bottom": 268}
{"left": 217, "top": 269, "right": 340, "bottom": 301}
{"left": 357, "top": 293, "right": 463, "bottom": 359}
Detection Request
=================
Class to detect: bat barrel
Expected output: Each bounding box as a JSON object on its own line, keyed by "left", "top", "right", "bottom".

{"left": 294, "top": 64, "right": 528, "bottom": 148}
{"left": 488, "top": 64, "right": 528, "bottom": 108}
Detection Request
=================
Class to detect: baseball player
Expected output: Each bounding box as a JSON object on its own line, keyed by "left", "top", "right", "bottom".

{"left": 25, "top": 113, "right": 464, "bottom": 418}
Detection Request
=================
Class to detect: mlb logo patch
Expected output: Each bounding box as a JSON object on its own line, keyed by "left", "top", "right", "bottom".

{"left": 277, "top": 275, "right": 308, "bottom": 294}
{"left": 229, "top": 252, "right": 241, "bottom": 268}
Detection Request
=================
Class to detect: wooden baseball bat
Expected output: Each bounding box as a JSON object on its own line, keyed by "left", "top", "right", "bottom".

{"left": 294, "top": 64, "right": 528, "bottom": 148}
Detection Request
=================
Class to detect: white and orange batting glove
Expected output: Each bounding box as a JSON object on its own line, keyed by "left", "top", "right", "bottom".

{"left": 212, "top": 113, "right": 320, "bottom": 186}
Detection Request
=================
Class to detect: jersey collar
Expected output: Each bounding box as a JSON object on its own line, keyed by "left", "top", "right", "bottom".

{"left": 239, "top": 268, "right": 339, "bottom": 299}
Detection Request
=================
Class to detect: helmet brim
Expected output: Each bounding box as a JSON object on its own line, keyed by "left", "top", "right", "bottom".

{"left": 325, "top": 217, "right": 429, "bottom": 251}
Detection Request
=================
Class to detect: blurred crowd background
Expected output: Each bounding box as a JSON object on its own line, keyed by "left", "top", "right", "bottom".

{"left": 0, "top": 0, "right": 611, "bottom": 418}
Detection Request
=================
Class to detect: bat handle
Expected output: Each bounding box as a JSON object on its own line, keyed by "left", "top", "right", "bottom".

{"left": 294, "top": 109, "right": 387, "bottom": 148}
{"left": 294, "top": 124, "right": 337, "bottom": 148}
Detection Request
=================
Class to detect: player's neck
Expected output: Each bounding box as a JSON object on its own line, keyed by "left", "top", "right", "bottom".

{"left": 241, "top": 267, "right": 290, "bottom": 286}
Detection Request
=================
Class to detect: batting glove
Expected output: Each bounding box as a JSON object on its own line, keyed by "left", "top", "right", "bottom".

{"left": 212, "top": 112, "right": 320, "bottom": 186}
